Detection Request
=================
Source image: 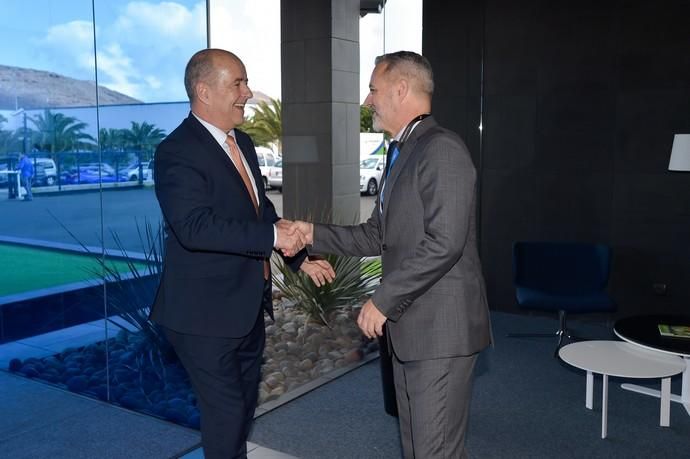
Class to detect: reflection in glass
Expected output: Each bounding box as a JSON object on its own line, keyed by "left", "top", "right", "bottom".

{"left": 0, "top": 0, "right": 206, "bottom": 430}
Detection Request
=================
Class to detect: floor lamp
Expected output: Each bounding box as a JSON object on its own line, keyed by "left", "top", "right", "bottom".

{"left": 669, "top": 134, "right": 690, "bottom": 171}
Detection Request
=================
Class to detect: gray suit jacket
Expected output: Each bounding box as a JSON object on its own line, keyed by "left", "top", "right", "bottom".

{"left": 311, "top": 116, "right": 491, "bottom": 361}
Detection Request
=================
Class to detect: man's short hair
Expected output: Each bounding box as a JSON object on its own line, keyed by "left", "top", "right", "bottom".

{"left": 375, "top": 51, "right": 434, "bottom": 97}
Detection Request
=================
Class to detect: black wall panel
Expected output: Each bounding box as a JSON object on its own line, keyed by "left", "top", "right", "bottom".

{"left": 424, "top": 0, "right": 690, "bottom": 316}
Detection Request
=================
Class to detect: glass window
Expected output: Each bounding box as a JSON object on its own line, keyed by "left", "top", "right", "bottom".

{"left": 0, "top": 0, "right": 206, "bottom": 430}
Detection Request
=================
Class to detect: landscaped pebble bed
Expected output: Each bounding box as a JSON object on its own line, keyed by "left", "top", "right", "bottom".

{"left": 9, "top": 295, "right": 378, "bottom": 429}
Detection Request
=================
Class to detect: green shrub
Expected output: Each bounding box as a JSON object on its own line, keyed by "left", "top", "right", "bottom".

{"left": 55, "top": 214, "right": 169, "bottom": 354}
{"left": 272, "top": 253, "right": 381, "bottom": 327}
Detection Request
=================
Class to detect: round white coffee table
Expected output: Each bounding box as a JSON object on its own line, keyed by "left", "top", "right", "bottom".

{"left": 559, "top": 340, "right": 685, "bottom": 438}
{"left": 614, "top": 315, "right": 690, "bottom": 415}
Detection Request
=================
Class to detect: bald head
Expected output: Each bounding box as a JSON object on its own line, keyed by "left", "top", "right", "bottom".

{"left": 184, "top": 48, "right": 242, "bottom": 103}
{"left": 184, "top": 48, "right": 253, "bottom": 132}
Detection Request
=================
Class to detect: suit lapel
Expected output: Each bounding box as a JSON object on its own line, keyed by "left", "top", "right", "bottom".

{"left": 184, "top": 114, "right": 262, "bottom": 217}
{"left": 381, "top": 117, "right": 438, "bottom": 223}
{"left": 185, "top": 114, "right": 239, "bottom": 176}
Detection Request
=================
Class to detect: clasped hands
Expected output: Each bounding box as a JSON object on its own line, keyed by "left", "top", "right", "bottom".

{"left": 276, "top": 219, "right": 387, "bottom": 338}
{"left": 275, "top": 219, "right": 335, "bottom": 287}
{"left": 274, "top": 219, "right": 314, "bottom": 257}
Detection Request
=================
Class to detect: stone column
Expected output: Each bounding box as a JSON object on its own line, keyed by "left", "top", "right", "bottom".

{"left": 281, "top": 0, "right": 361, "bottom": 224}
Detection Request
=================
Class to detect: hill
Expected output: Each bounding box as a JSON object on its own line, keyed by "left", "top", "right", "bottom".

{"left": 0, "top": 65, "right": 142, "bottom": 109}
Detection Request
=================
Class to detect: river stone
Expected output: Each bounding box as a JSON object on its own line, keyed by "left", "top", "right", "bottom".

{"left": 298, "top": 358, "right": 314, "bottom": 371}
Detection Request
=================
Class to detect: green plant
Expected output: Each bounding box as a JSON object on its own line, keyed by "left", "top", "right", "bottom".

{"left": 124, "top": 121, "right": 166, "bottom": 159}
{"left": 54, "top": 214, "right": 168, "bottom": 353}
{"left": 360, "top": 105, "right": 374, "bottom": 132}
{"left": 96, "top": 221, "right": 168, "bottom": 352}
{"left": 272, "top": 253, "right": 382, "bottom": 327}
{"left": 30, "top": 109, "right": 95, "bottom": 153}
{"left": 241, "top": 98, "right": 281, "bottom": 151}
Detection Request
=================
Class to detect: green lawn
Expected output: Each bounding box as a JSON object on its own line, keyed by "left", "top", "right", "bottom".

{"left": 0, "top": 244, "right": 149, "bottom": 297}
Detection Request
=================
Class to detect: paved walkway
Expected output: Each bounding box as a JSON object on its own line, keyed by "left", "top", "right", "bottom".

{"left": 0, "top": 369, "right": 300, "bottom": 458}
{"left": 0, "top": 317, "right": 377, "bottom": 458}
{"left": 0, "top": 187, "right": 376, "bottom": 251}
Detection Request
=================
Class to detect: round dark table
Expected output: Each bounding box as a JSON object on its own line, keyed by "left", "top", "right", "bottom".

{"left": 614, "top": 314, "right": 690, "bottom": 415}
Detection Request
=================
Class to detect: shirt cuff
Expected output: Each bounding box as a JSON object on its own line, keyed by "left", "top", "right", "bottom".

{"left": 273, "top": 224, "right": 277, "bottom": 247}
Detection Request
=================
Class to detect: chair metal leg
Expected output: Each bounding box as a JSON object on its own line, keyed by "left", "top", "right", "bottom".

{"left": 555, "top": 310, "right": 568, "bottom": 356}
{"left": 507, "top": 310, "right": 579, "bottom": 357}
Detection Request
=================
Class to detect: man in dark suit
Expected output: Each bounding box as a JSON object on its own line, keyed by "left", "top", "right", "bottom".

{"left": 152, "top": 48, "right": 334, "bottom": 459}
{"left": 293, "top": 51, "right": 491, "bottom": 458}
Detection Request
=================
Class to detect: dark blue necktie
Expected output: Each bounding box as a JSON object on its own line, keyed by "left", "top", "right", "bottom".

{"left": 380, "top": 141, "right": 400, "bottom": 212}
{"left": 384, "top": 140, "right": 400, "bottom": 177}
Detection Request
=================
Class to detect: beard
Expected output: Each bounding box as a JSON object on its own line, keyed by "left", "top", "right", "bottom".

{"left": 372, "top": 112, "right": 384, "bottom": 133}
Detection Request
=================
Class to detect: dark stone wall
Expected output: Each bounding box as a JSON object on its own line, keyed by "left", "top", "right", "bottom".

{"left": 424, "top": 0, "right": 690, "bottom": 316}
{"left": 0, "top": 276, "right": 158, "bottom": 343}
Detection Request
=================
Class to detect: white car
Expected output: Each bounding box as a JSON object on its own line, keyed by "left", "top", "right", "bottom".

{"left": 124, "top": 161, "right": 152, "bottom": 182}
{"left": 256, "top": 147, "right": 280, "bottom": 189}
{"left": 359, "top": 155, "right": 386, "bottom": 196}
{"left": 268, "top": 159, "right": 282, "bottom": 192}
{"left": 29, "top": 157, "right": 58, "bottom": 186}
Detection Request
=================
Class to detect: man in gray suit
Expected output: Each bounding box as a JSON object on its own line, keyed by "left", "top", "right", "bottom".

{"left": 292, "top": 51, "right": 491, "bottom": 458}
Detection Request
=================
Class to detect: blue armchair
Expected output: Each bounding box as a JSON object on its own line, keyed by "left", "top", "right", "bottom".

{"left": 510, "top": 241, "right": 616, "bottom": 354}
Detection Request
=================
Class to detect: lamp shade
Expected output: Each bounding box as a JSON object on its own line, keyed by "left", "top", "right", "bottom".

{"left": 669, "top": 134, "right": 690, "bottom": 171}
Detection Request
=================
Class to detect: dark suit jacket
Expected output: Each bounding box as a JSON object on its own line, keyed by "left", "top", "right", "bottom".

{"left": 151, "top": 113, "right": 301, "bottom": 338}
{"left": 311, "top": 116, "right": 491, "bottom": 361}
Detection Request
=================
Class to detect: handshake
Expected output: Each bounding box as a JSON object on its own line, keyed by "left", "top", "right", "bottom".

{"left": 274, "top": 219, "right": 314, "bottom": 257}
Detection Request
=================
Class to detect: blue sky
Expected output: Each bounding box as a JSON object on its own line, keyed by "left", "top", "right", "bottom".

{"left": 0, "top": 0, "right": 421, "bottom": 104}
{"left": 1, "top": 0, "right": 205, "bottom": 103}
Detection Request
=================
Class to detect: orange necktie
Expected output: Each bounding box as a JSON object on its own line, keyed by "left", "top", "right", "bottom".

{"left": 225, "top": 135, "right": 270, "bottom": 280}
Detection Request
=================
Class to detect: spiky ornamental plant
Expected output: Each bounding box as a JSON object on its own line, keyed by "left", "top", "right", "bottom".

{"left": 95, "top": 221, "right": 168, "bottom": 352}
{"left": 53, "top": 214, "right": 168, "bottom": 353}
{"left": 272, "top": 253, "right": 381, "bottom": 327}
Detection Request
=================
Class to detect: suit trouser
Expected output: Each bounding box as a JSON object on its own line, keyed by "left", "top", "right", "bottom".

{"left": 164, "top": 307, "right": 265, "bottom": 459}
{"left": 392, "top": 352, "right": 478, "bottom": 459}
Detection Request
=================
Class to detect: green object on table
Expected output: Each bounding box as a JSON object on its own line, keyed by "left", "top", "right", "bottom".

{"left": 658, "top": 324, "right": 690, "bottom": 339}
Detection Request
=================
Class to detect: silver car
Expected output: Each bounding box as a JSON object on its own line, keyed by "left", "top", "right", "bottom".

{"left": 359, "top": 156, "right": 385, "bottom": 196}
{"left": 268, "top": 159, "right": 282, "bottom": 192}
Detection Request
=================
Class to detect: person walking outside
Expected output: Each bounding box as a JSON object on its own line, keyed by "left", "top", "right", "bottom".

{"left": 17, "top": 153, "right": 33, "bottom": 201}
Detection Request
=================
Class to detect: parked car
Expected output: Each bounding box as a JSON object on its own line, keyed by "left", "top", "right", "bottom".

{"left": 61, "top": 163, "right": 127, "bottom": 185}
{"left": 34, "top": 158, "right": 58, "bottom": 186}
{"left": 255, "top": 147, "right": 280, "bottom": 189}
{"left": 147, "top": 159, "right": 154, "bottom": 182}
{"left": 0, "top": 161, "right": 9, "bottom": 187}
{"left": 8, "top": 157, "right": 59, "bottom": 186}
{"left": 268, "top": 159, "right": 282, "bottom": 192}
{"left": 0, "top": 157, "right": 58, "bottom": 186}
{"left": 124, "top": 161, "right": 152, "bottom": 182}
{"left": 359, "top": 155, "right": 386, "bottom": 196}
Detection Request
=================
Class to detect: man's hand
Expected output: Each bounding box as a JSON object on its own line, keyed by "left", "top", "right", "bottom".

{"left": 290, "top": 220, "right": 314, "bottom": 246}
{"left": 357, "top": 299, "right": 387, "bottom": 339}
{"left": 275, "top": 219, "right": 306, "bottom": 257}
{"left": 299, "top": 257, "right": 336, "bottom": 287}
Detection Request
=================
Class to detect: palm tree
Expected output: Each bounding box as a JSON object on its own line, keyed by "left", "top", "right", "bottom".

{"left": 0, "top": 115, "right": 29, "bottom": 157}
{"left": 241, "top": 98, "right": 282, "bottom": 152}
{"left": 30, "top": 109, "right": 95, "bottom": 155}
{"left": 124, "top": 121, "right": 166, "bottom": 160}
{"left": 99, "top": 127, "right": 130, "bottom": 171}
{"left": 0, "top": 115, "right": 12, "bottom": 155}
{"left": 99, "top": 128, "right": 128, "bottom": 152}
{"left": 0, "top": 128, "right": 24, "bottom": 156}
